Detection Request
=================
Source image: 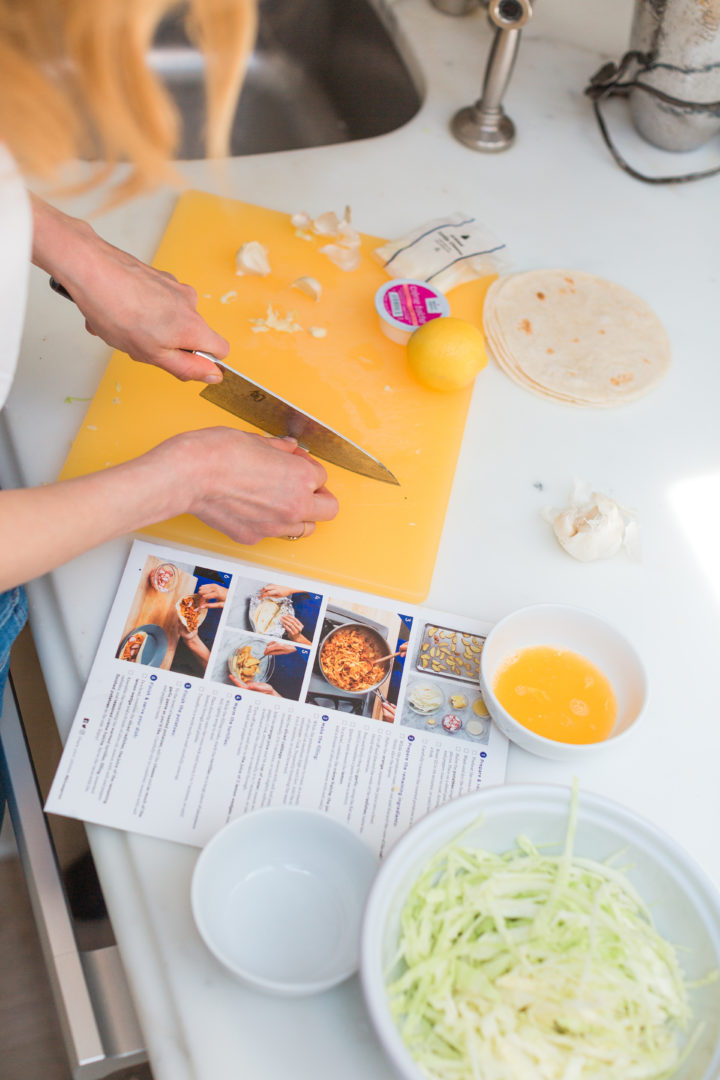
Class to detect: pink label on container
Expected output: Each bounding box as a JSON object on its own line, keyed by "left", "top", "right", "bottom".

{"left": 382, "top": 282, "right": 445, "bottom": 327}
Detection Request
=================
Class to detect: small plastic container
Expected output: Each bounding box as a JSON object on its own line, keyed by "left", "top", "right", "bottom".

{"left": 374, "top": 279, "right": 450, "bottom": 345}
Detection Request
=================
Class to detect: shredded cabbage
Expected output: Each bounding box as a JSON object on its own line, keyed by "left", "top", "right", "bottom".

{"left": 388, "top": 791, "right": 704, "bottom": 1080}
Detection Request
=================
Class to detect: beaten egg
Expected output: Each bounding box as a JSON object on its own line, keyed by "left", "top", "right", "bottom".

{"left": 493, "top": 645, "right": 617, "bottom": 744}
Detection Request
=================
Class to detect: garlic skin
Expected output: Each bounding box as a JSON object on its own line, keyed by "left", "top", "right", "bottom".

{"left": 543, "top": 482, "right": 639, "bottom": 562}
{"left": 291, "top": 207, "right": 361, "bottom": 271}
{"left": 320, "top": 243, "right": 361, "bottom": 271}
{"left": 235, "top": 241, "right": 271, "bottom": 277}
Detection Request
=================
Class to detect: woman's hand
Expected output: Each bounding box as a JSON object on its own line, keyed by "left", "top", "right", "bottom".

{"left": 242, "top": 681, "right": 281, "bottom": 697}
{"left": 31, "top": 196, "right": 227, "bottom": 383}
{"left": 150, "top": 428, "right": 338, "bottom": 545}
{"left": 259, "top": 584, "right": 295, "bottom": 599}
{"left": 280, "top": 614, "right": 311, "bottom": 646}
{"left": 263, "top": 641, "right": 296, "bottom": 656}
{"left": 197, "top": 583, "right": 228, "bottom": 608}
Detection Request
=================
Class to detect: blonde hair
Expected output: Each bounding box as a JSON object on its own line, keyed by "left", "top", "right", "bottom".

{"left": 0, "top": 0, "right": 257, "bottom": 198}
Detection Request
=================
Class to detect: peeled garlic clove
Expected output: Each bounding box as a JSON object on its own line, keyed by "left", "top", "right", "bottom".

{"left": 235, "top": 241, "right": 271, "bottom": 277}
{"left": 552, "top": 504, "right": 625, "bottom": 562}
{"left": 320, "top": 243, "right": 361, "bottom": 272}
{"left": 291, "top": 276, "right": 322, "bottom": 301}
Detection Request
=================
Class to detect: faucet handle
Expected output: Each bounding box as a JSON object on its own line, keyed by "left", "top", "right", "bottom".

{"left": 488, "top": 0, "right": 532, "bottom": 30}
{"left": 450, "top": 0, "right": 533, "bottom": 151}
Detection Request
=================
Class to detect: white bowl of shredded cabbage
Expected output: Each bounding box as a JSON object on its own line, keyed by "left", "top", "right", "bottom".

{"left": 360, "top": 784, "right": 720, "bottom": 1080}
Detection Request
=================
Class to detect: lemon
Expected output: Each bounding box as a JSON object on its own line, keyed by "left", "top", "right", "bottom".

{"left": 406, "top": 316, "right": 488, "bottom": 392}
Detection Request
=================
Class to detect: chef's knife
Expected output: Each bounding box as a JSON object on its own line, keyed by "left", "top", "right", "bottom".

{"left": 197, "top": 355, "right": 399, "bottom": 485}
{"left": 49, "top": 278, "right": 399, "bottom": 485}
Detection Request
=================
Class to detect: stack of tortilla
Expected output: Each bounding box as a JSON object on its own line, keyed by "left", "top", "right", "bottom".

{"left": 482, "top": 269, "right": 671, "bottom": 406}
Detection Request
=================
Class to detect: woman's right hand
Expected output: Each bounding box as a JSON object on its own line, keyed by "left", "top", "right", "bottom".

{"left": 149, "top": 427, "right": 338, "bottom": 545}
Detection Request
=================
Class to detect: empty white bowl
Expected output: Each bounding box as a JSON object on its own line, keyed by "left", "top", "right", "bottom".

{"left": 191, "top": 807, "right": 378, "bottom": 996}
{"left": 360, "top": 784, "right": 720, "bottom": 1080}
{"left": 479, "top": 602, "right": 648, "bottom": 760}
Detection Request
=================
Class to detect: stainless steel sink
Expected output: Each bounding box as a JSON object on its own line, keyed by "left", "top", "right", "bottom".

{"left": 151, "top": 0, "right": 423, "bottom": 158}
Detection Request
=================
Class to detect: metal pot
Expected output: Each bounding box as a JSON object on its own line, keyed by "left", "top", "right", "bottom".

{"left": 318, "top": 621, "right": 391, "bottom": 696}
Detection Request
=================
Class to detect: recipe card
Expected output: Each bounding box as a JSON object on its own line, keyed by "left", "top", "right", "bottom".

{"left": 46, "top": 540, "right": 508, "bottom": 855}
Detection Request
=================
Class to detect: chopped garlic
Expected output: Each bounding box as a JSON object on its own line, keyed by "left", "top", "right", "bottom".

{"left": 543, "top": 479, "right": 639, "bottom": 562}
{"left": 235, "top": 241, "right": 271, "bottom": 277}
{"left": 308, "top": 326, "right": 327, "bottom": 338}
{"left": 291, "top": 276, "right": 322, "bottom": 301}
{"left": 220, "top": 290, "right": 238, "bottom": 304}
{"left": 249, "top": 304, "right": 302, "bottom": 334}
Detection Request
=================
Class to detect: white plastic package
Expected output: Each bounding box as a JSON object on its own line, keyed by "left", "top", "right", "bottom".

{"left": 373, "top": 212, "right": 509, "bottom": 293}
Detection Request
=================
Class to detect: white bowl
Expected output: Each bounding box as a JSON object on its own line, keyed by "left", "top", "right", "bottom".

{"left": 360, "top": 784, "right": 720, "bottom": 1080}
{"left": 192, "top": 807, "right": 378, "bottom": 996}
{"left": 479, "top": 602, "right": 648, "bottom": 760}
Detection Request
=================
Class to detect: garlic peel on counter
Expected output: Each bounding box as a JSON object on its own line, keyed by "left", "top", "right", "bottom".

{"left": 542, "top": 480, "right": 640, "bottom": 562}
{"left": 235, "top": 241, "right": 271, "bottom": 277}
{"left": 291, "top": 206, "right": 362, "bottom": 271}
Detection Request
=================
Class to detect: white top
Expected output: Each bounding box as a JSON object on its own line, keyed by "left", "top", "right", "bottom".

{"left": 0, "top": 144, "right": 32, "bottom": 410}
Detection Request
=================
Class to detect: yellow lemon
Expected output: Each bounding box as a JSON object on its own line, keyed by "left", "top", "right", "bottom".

{"left": 406, "top": 317, "right": 488, "bottom": 392}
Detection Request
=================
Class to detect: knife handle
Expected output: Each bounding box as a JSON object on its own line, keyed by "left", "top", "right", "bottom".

{"left": 49, "top": 277, "right": 73, "bottom": 301}
{"left": 194, "top": 349, "right": 222, "bottom": 365}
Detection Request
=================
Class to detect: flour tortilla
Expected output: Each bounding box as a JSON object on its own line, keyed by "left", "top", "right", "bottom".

{"left": 483, "top": 270, "right": 671, "bottom": 406}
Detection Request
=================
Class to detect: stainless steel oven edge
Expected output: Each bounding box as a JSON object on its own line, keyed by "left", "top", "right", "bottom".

{"left": 0, "top": 668, "right": 148, "bottom": 1079}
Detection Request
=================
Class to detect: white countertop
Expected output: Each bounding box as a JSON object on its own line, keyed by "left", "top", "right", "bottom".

{"left": 4, "top": 1, "right": 720, "bottom": 1076}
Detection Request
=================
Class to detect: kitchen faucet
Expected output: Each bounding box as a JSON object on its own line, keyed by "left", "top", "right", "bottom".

{"left": 430, "top": 0, "right": 534, "bottom": 150}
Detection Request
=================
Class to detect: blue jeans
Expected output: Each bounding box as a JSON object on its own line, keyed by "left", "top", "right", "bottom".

{"left": 0, "top": 585, "right": 28, "bottom": 819}
{"left": 0, "top": 585, "right": 27, "bottom": 703}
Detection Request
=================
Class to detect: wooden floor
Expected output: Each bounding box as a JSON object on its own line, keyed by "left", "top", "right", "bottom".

{"left": 0, "top": 849, "right": 73, "bottom": 1080}
{"left": 0, "top": 842, "right": 154, "bottom": 1080}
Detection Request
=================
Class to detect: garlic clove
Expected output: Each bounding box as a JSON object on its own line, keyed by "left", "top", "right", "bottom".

{"left": 543, "top": 482, "right": 638, "bottom": 562}
{"left": 291, "top": 276, "right": 323, "bottom": 301}
{"left": 235, "top": 241, "right": 271, "bottom": 277}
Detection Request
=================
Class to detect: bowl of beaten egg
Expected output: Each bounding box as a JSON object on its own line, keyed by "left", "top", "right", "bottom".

{"left": 479, "top": 603, "right": 647, "bottom": 760}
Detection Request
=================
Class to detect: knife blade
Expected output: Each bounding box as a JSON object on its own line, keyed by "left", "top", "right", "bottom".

{"left": 197, "top": 355, "right": 400, "bottom": 485}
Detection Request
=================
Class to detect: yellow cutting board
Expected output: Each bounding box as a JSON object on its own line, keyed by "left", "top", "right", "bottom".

{"left": 60, "top": 190, "right": 492, "bottom": 603}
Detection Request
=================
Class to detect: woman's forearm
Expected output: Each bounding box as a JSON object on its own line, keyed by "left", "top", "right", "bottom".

{"left": 30, "top": 195, "right": 97, "bottom": 281}
{"left": 0, "top": 452, "right": 186, "bottom": 592}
